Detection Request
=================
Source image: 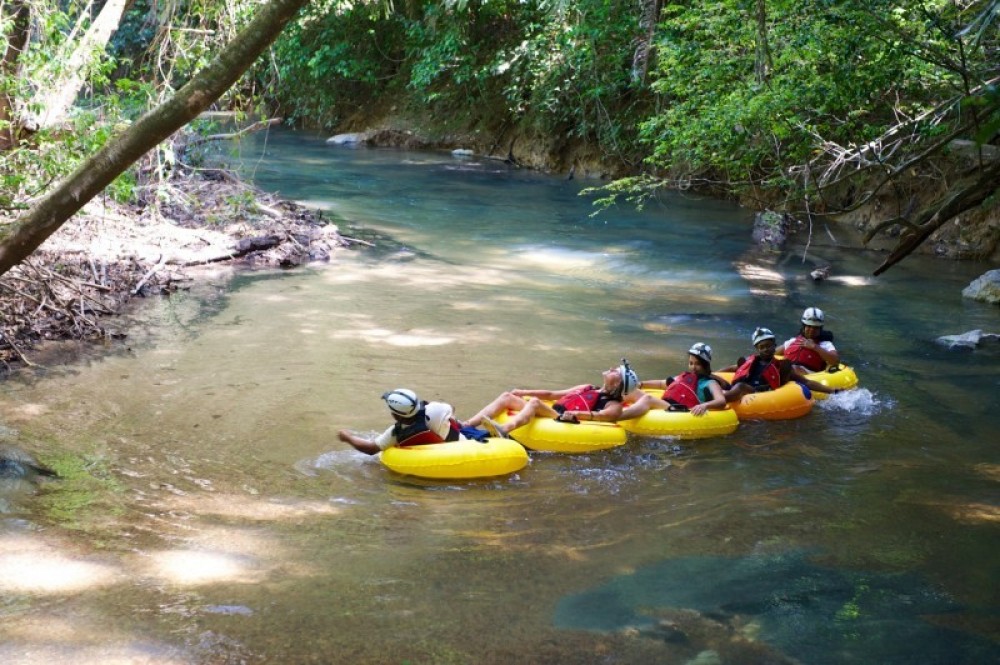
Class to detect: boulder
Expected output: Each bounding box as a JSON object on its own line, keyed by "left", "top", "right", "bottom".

{"left": 962, "top": 269, "right": 1000, "bottom": 304}
{"left": 752, "top": 211, "right": 789, "bottom": 249}
{"left": 325, "top": 132, "right": 368, "bottom": 146}
{"left": 936, "top": 329, "right": 1000, "bottom": 350}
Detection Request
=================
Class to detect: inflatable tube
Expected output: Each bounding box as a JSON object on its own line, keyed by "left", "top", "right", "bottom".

{"left": 620, "top": 406, "right": 739, "bottom": 439}
{"left": 496, "top": 411, "right": 627, "bottom": 454}
{"left": 717, "top": 372, "right": 814, "bottom": 420}
{"left": 801, "top": 363, "right": 859, "bottom": 400}
{"left": 380, "top": 438, "right": 528, "bottom": 480}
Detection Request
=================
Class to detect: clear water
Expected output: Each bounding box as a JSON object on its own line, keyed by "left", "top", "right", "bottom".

{"left": 0, "top": 128, "right": 997, "bottom": 664}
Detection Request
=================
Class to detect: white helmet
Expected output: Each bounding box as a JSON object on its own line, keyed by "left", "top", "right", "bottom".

{"left": 618, "top": 359, "right": 639, "bottom": 396}
{"left": 752, "top": 327, "right": 776, "bottom": 346}
{"left": 382, "top": 388, "right": 422, "bottom": 418}
{"left": 688, "top": 342, "right": 713, "bottom": 364}
{"left": 801, "top": 307, "right": 825, "bottom": 327}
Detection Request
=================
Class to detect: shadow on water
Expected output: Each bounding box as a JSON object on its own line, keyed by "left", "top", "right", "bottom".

{"left": 554, "top": 550, "right": 1000, "bottom": 664}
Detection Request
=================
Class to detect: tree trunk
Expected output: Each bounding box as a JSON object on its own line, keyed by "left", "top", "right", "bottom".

{"left": 0, "top": 0, "right": 32, "bottom": 150}
{"left": 28, "top": 0, "right": 132, "bottom": 130}
{"left": 631, "top": 0, "right": 663, "bottom": 84}
{"left": 754, "top": 0, "right": 773, "bottom": 85}
{"left": 0, "top": 0, "right": 310, "bottom": 277}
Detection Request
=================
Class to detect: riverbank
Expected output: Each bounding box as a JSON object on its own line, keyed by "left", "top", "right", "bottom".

{"left": 0, "top": 166, "right": 362, "bottom": 372}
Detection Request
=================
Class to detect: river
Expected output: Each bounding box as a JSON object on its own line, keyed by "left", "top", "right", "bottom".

{"left": 1, "top": 128, "right": 997, "bottom": 664}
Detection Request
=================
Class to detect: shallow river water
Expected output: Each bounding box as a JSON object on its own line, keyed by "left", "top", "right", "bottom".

{"left": 1, "top": 129, "right": 998, "bottom": 664}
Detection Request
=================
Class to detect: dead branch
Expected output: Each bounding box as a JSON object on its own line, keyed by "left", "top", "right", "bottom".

{"left": 872, "top": 157, "right": 1000, "bottom": 275}
{"left": 185, "top": 117, "right": 283, "bottom": 147}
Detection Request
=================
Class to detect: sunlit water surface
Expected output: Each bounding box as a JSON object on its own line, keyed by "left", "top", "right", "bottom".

{"left": 0, "top": 129, "right": 997, "bottom": 664}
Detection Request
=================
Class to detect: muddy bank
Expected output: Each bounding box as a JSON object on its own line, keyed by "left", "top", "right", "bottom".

{"left": 0, "top": 167, "right": 366, "bottom": 372}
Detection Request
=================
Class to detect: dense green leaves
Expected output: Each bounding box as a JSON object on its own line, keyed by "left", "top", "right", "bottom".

{"left": 2, "top": 0, "right": 997, "bottom": 220}
{"left": 266, "top": 0, "right": 645, "bottom": 150}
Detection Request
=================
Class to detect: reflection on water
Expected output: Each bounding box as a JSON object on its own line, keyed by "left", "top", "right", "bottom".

{"left": 0, "top": 129, "right": 997, "bottom": 663}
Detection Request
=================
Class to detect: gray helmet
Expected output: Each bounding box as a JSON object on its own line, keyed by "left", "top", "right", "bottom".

{"left": 752, "top": 327, "right": 776, "bottom": 346}
{"left": 801, "top": 307, "right": 825, "bottom": 327}
{"left": 618, "top": 358, "right": 639, "bottom": 395}
{"left": 688, "top": 342, "right": 713, "bottom": 363}
{"left": 382, "top": 388, "right": 422, "bottom": 418}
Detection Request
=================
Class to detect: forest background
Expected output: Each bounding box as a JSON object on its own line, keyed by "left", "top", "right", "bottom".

{"left": 1, "top": 0, "right": 998, "bottom": 285}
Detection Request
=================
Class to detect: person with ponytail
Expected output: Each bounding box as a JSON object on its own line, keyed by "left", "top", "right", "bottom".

{"left": 465, "top": 360, "right": 640, "bottom": 438}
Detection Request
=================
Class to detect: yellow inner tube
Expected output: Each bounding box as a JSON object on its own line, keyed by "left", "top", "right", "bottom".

{"left": 620, "top": 404, "right": 739, "bottom": 439}
{"left": 717, "top": 372, "right": 814, "bottom": 421}
{"left": 380, "top": 438, "right": 528, "bottom": 480}
{"left": 496, "top": 411, "right": 627, "bottom": 454}
{"left": 801, "top": 363, "right": 859, "bottom": 400}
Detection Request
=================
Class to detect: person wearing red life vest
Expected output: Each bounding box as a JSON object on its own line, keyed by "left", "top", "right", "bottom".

{"left": 465, "top": 360, "right": 640, "bottom": 438}
{"left": 620, "top": 343, "right": 727, "bottom": 420}
{"left": 775, "top": 307, "right": 839, "bottom": 371}
{"left": 338, "top": 388, "right": 464, "bottom": 455}
{"left": 723, "top": 327, "right": 838, "bottom": 402}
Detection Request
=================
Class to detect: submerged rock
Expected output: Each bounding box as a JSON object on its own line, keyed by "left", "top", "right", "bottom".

{"left": 936, "top": 329, "right": 1000, "bottom": 350}
{"left": 0, "top": 444, "right": 58, "bottom": 480}
{"left": 962, "top": 269, "right": 1000, "bottom": 304}
{"left": 810, "top": 265, "right": 831, "bottom": 281}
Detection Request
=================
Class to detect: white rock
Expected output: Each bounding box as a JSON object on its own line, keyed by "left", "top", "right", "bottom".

{"left": 936, "top": 329, "right": 1000, "bottom": 350}
{"left": 962, "top": 269, "right": 1000, "bottom": 305}
{"left": 326, "top": 133, "right": 367, "bottom": 145}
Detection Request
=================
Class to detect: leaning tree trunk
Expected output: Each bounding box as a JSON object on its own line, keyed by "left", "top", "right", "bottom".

{"left": 869, "top": 157, "right": 1000, "bottom": 275}
{"left": 0, "top": 0, "right": 310, "bottom": 277}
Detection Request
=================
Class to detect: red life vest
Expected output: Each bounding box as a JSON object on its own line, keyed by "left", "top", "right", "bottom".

{"left": 662, "top": 371, "right": 704, "bottom": 408}
{"left": 784, "top": 335, "right": 826, "bottom": 371}
{"left": 733, "top": 356, "right": 781, "bottom": 391}
{"left": 556, "top": 386, "right": 609, "bottom": 412}
{"left": 393, "top": 409, "right": 460, "bottom": 447}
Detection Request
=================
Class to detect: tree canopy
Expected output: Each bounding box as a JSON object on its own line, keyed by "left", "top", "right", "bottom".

{"left": 1, "top": 0, "right": 997, "bottom": 275}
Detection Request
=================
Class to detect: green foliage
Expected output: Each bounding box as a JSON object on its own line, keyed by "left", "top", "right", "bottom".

{"left": 266, "top": 2, "right": 408, "bottom": 128}
{"left": 635, "top": 0, "right": 998, "bottom": 196}
{"left": 265, "top": 0, "right": 646, "bottom": 156}
{"left": 3, "top": 0, "right": 997, "bottom": 218}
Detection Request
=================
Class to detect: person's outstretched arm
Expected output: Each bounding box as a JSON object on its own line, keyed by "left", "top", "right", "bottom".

{"left": 338, "top": 430, "right": 381, "bottom": 455}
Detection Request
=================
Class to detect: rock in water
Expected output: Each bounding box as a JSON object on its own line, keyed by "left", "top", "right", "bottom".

{"left": 962, "top": 269, "right": 1000, "bottom": 305}
{"left": 0, "top": 444, "right": 58, "bottom": 480}
{"left": 810, "top": 265, "right": 831, "bottom": 281}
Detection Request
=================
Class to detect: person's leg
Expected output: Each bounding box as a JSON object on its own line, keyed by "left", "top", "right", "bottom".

{"left": 466, "top": 392, "right": 528, "bottom": 427}
{"left": 494, "top": 397, "right": 549, "bottom": 432}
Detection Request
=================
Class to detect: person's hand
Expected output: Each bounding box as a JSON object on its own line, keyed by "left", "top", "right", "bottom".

{"left": 690, "top": 404, "right": 708, "bottom": 416}
{"left": 556, "top": 412, "right": 579, "bottom": 424}
{"left": 337, "top": 429, "right": 352, "bottom": 443}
